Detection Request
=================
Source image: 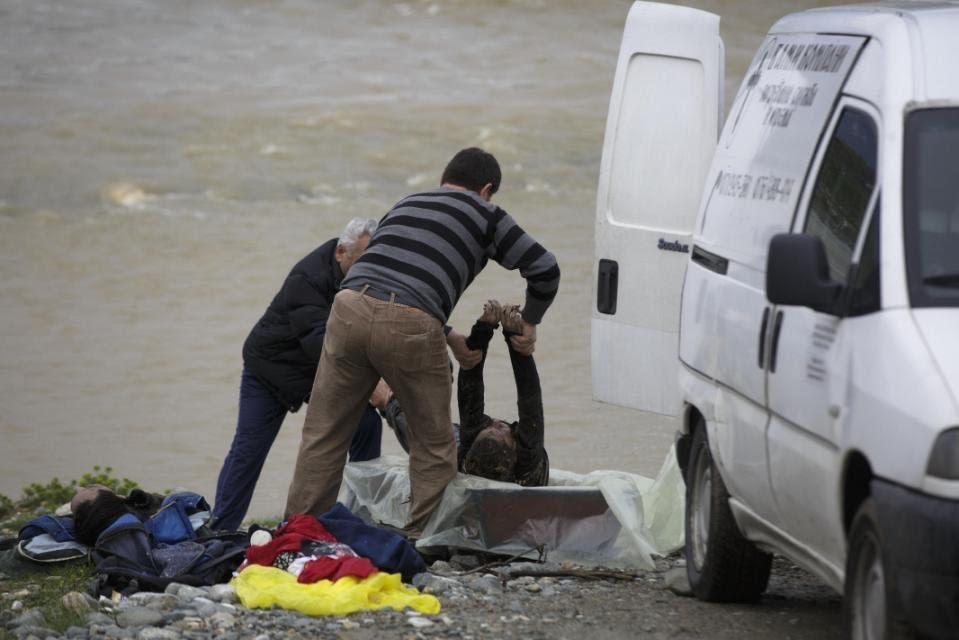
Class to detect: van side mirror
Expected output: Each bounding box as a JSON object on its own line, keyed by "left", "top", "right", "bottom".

{"left": 766, "top": 233, "right": 843, "bottom": 314}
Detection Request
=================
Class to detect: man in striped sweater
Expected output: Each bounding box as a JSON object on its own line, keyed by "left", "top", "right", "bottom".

{"left": 285, "top": 147, "right": 560, "bottom": 535}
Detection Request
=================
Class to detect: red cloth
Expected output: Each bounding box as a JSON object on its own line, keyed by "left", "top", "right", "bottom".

{"left": 297, "top": 556, "right": 378, "bottom": 583}
{"left": 244, "top": 514, "right": 336, "bottom": 566}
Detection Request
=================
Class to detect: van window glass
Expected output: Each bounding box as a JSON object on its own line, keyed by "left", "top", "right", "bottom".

{"left": 803, "top": 108, "right": 878, "bottom": 285}
{"left": 847, "top": 203, "right": 880, "bottom": 317}
{"left": 903, "top": 108, "right": 959, "bottom": 308}
{"left": 608, "top": 54, "right": 704, "bottom": 232}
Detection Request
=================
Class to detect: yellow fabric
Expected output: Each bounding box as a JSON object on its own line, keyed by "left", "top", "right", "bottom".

{"left": 232, "top": 565, "right": 441, "bottom": 616}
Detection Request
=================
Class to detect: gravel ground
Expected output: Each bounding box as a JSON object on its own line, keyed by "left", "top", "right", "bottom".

{"left": 3, "top": 554, "right": 843, "bottom": 640}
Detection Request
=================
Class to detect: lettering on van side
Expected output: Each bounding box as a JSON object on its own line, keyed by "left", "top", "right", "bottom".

{"left": 658, "top": 238, "right": 689, "bottom": 254}
{"left": 759, "top": 82, "right": 820, "bottom": 128}
{"left": 764, "top": 43, "right": 850, "bottom": 74}
{"left": 712, "top": 170, "right": 795, "bottom": 204}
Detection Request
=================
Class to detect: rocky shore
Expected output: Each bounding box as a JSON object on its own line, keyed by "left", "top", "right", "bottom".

{"left": 2, "top": 553, "right": 843, "bottom": 640}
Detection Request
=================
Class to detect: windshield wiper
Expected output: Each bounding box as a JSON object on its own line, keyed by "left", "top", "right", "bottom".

{"left": 923, "top": 273, "right": 959, "bottom": 287}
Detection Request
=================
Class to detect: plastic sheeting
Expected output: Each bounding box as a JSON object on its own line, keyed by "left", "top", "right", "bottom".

{"left": 340, "top": 447, "right": 685, "bottom": 571}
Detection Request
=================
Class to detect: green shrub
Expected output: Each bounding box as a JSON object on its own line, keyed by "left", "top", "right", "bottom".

{"left": 17, "top": 466, "right": 139, "bottom": 511}
{"left": 0, "top": 493, "right": 13, "bottom": 519}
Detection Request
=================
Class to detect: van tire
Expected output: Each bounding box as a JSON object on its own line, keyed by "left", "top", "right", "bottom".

{"left": 844, "top": 499, "right": 919, "bottom": 640}
{"left": 684, "top": 423, "right": 772, "bottom": 602}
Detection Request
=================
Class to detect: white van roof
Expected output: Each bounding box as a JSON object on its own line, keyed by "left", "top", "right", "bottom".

{"left": 773, "top": 2, "right": 959, "bottom": 101}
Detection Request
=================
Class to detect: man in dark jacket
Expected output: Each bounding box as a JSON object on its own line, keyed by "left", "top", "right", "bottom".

{"left": 212, "top": 218, "right": 381, "bottom": 531}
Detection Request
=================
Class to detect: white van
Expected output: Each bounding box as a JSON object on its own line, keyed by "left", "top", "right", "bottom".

{"left": 592, "top": 2, "right": 959, "bottom": 638}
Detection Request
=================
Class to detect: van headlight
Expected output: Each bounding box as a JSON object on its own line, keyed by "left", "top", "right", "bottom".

{"left": 927, "top": 428, "right": 959, "bottom": 480}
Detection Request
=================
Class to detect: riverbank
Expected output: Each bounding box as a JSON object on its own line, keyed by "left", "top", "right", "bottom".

{"left": 2, "top": 552, "right": 841, "bottom": 640}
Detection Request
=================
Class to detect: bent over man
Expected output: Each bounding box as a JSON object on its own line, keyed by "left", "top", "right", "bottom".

{"left": 285, "top": 147, "right": 560, "bottom": 534}
{"left": 212, "top": 217, "right": 382, "bottom": 532}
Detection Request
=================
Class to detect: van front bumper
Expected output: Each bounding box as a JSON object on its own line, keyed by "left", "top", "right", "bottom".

{"left": 873, "top": 479, "right": 959, "bottom": 639}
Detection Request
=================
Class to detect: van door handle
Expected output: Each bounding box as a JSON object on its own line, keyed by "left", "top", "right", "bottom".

{"left": 597, "top": 259, "right": 619, "bottom": 315}
{"left": 769, "top": 310, "right": 785, "bottom": 373}
{"left": 758, "top": 307, "right": 770, "bottom": 369}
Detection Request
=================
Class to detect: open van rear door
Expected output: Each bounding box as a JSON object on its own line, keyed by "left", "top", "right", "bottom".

{"left": 592, "top": 1, "right": 723, "bottom": 416}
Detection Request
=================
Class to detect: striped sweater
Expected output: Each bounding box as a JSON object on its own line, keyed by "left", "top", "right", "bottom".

{"left": 342, "top": 187, "right": 560, "bottom": 324}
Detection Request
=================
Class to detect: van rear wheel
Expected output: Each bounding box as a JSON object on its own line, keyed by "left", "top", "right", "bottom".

{"left": 684, "top": 422, "right": 772, "bottom": 602}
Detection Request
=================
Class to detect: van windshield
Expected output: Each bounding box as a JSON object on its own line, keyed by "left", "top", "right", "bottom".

{"left": 904, "top": 108, "right": 959, "bottom": 307}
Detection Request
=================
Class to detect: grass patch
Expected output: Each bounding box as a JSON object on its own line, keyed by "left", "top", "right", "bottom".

{"left": 0, "top": 560, "right": 97, "bottom": 636}
{"left": 0, "top": 467, "right": 144, "bottom": 638}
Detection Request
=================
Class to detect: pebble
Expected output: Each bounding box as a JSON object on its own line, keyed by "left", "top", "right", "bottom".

{"left": 407, "top": 617, "right": 434, "bottom": 628}
{"left": 209, "top": 612, "right": 236, "bottom": 630}
{"left": 208, "top": 584, "right": 238, "bottom": 604}
{"left": 449, "top": 554, "right": 482, "bottom": 570}
{"left": 137, "top": 627, "right": 180, "bottom": 640}
{"left": 428, "top": 560, "right": 455, "bottom": 574}
{"left": 128, "top": 592, "right": 178, "bottom": 611}
{"left": 170, "top": 616, "right": 206, "bottom": 631}
{"left": 664, "top": 567, "right": 693, "bottom": 597}
{"left": 470, "top": 574, "right": 502, "bottom": 594}
{"left": 9, "top": 608, "right": 45, "bottom": 628}
{"left": 62, "top": 591, "right": 94, "bottom": 613}
{"left": 116, "top": 606, "right": 165, "bottom": 628}
{"left": 170, "top": 585, "right": 207, "bottom": 602}
{"left": 413, "top": 573, "right": 460, "bottom": 595}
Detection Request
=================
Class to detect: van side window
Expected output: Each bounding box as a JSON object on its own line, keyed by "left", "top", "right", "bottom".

{"left": 803, "top": 108, "right": 879, "bottom": 285}
{"left": 846, "top": 203, "right": 880, "bottom": 317}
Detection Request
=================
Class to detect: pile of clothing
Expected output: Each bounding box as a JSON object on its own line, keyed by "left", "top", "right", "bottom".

{"left": 15, "top": 489, "right": 438, "bottom": 617}
{"left": 232, "top": 505, "right": 439, "bottom": 616}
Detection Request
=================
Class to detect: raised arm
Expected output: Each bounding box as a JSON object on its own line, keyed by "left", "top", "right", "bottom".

{"left": 456, "top": 302, "right": 501, "bottom": 461}
{"left": 502, "top": 309, "right": 548, "bottom": 486}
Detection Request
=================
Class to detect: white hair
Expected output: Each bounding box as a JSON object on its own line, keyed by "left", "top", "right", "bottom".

{"left": 337, "top": 217, "right": 378, "bottom": 256}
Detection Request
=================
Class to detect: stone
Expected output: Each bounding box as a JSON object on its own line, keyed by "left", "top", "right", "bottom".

{"left": 86, "top": 613, "right": 113, "bottom": 626}
{"left": 62, "top": 591, "right": 93, "bottom": 614}
{"left": 208, "top": 584, "right": 237, "bottom": 604}
{"left": 524, "top": 582, "right": 542, "bottom": 593}
{"left": 173, "top": 586, "right": 207, "bottom": 603}
{"left": 540, "top": 586, "right": 558, "bottom": 597}
{"left": 209, "top": 612, "right": 236, "bottom": 630}
{"left": 65, "top": 626, "right": 88, "bottom": 639}
{"left": 449, "top": 554, "right": 482, "bottom": 570}
{"left": 192, "top": 598, "right": 232, "bottom": 618}
{"left": 128, "top": 593, "right": 178, "bottom": 612}
{"left": 160, "top": 612, "right": 185, "bottom": 625}
{"left": 13, "top": 624, "right": 56, "bottom": 639}
{"left": 137, "top": 627, "right": 179, "bottom": 640}
{"left": 413, "top": 573, "right": 460, "bottom": 596}
{"left": 664, "top": 567, "right": 693, "bottom": 597}
{"left": 470, "top": 574, "right": 502, "bottom": 594}
{"left": 407, "top": 617, "right": 434, "bottom": 629}
{"left": 429, "top": 560, "right": 455, "bottom": 574}
{"left": 116, "top": 606, "right": 165, "bottom": 628}
{"left": 171, "top": 617, "right": 206, "bottom": 631}
{"left": 11, "top": 600, "right": 23, "bottom": 611}
{"left": 9, "top": 609, "right": 45, "bottom": 628}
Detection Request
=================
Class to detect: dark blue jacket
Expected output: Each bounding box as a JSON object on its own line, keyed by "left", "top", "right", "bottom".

{"left": 242, "top": 238, "right": 342, "bottom": 411}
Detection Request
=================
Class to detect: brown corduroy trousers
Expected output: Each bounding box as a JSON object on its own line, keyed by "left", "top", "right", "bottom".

{"left": 285, "top": 288, "right": 456, "bottom": 533}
